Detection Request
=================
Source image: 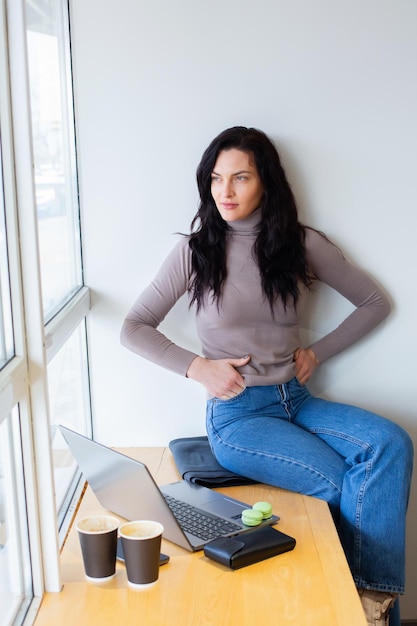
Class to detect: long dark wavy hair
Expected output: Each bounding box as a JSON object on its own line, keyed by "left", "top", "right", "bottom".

{"left": 188, "top": 126, "right": 312, "bottom": 311}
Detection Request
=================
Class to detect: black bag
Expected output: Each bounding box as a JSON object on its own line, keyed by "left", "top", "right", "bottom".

{"left": 169, "top": 436, "right": 257, "bottom": 487}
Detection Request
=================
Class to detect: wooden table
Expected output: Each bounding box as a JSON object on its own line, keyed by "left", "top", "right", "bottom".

{"left": 34, "top": 447, "right": 366, "bottom": 626}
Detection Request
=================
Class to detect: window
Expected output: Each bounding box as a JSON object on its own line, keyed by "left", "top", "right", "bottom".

{"left": 48, "top": 318, "right": 91, "bottom": 540}
{"left": 0, "top": 0, "right": 92, "bottom": 623}
{"left": 0, "top": 121, "right": 35, "bottom": 623}
{"left": 24, "top": 0, "right": 91, "bottom": 532}
{"left": 26, "top": 0, "right": 83, "bottom": 321}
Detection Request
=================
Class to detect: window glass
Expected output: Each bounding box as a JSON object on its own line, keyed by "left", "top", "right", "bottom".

{"left": 0, "top": 410, "right": 32, "bottom": 625}
{"left": 25, "top": 0, "right": 83, "bottom": 322}
{"left": 0, "top": 138, "right": 14, "bottom": 369}
{"left": 48, "top": 321, "right": 91, "bottom": 528}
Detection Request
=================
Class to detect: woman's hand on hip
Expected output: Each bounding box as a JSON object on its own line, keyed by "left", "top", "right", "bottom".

{"left": 293, "top": 348, "right": 319, "bottom": 385}
{"left": 186, "top": 355, "right": 250, "bottom": 399}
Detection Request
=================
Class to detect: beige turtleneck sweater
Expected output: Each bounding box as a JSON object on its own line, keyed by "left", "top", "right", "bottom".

{"left": 121, "top": 210, "right": 390, "bottom": 386}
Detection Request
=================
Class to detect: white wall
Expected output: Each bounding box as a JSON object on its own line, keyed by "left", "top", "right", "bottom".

{"left": 70, "top": 0, "right": 417, "bottom": 617}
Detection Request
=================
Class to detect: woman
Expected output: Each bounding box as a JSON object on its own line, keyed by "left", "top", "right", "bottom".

{"left": 121, "top": 126, "right": 413, "bottom": 626}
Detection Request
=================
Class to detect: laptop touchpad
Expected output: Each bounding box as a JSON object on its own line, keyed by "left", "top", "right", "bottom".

{"left": 202, "top": 498, "right": 246, "bottom": 518}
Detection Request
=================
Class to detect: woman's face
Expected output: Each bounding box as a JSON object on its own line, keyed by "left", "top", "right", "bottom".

{"left": 210, "top": 149, "right": 264, "bottom": 222}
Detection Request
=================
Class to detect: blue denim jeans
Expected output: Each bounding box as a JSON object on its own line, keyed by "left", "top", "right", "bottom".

{"left": 206, "top": 379, "right": 413, "bottom": 599}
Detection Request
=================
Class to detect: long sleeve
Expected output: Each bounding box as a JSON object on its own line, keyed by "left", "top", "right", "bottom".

{"left": 121, "top": 224, "right": 392, "bottom": 386}
{"left": 120, "top": 238, "right": 199, "bottom": 376}
{"left": 305, "top": 229, "right": 391, "bottom": 364}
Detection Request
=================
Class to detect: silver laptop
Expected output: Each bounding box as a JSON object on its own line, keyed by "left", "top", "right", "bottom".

{"left": 59, "top": 426, "right": 279, "bottom": 551}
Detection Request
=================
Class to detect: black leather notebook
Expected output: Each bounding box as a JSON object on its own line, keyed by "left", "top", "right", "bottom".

{"left": 203, "top": 525, "right": 296, "bottom": 569}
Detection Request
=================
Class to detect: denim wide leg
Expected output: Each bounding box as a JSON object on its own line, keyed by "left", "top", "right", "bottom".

{"left": 206, "top": 378, "right": 413, "bottom": 596}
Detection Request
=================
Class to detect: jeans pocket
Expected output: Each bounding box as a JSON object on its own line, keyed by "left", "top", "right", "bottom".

{"left": 212, "top": 386, "right": 248, "bottom": 405}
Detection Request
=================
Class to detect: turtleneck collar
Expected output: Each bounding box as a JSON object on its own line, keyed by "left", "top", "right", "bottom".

{"left": 226, "top": 207, "right": 262, "bottom": 235}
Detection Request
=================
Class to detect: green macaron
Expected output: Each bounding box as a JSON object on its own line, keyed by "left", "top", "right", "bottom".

{"left": 252, "top": 501, "right": 273, "bottom": 520}
{"left": 241, "top": 508, "right": 263, "bottom": 527}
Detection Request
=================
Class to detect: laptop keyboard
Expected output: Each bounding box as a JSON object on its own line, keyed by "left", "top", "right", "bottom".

{"left": 164, "top": 494, "right": 242, "bottom": 542}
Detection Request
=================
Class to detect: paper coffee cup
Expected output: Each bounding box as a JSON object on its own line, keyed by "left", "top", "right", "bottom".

{"left": 76, "top": 515, "right": 119, "bottom": 582}
{"left": 119, "top": 520, "right": 164, "bottom": 589}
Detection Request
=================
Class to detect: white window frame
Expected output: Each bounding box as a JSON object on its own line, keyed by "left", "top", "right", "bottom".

{"left": 0, "top": 2, "right": 92, "bottom": 620}
{"left": 6, "top": 0, "right": 63, "bottom": 595}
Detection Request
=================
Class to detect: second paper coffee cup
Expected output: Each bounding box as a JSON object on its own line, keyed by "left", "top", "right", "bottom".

{"left": 119, "top": 520, "right": 164, "bottom": 589}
